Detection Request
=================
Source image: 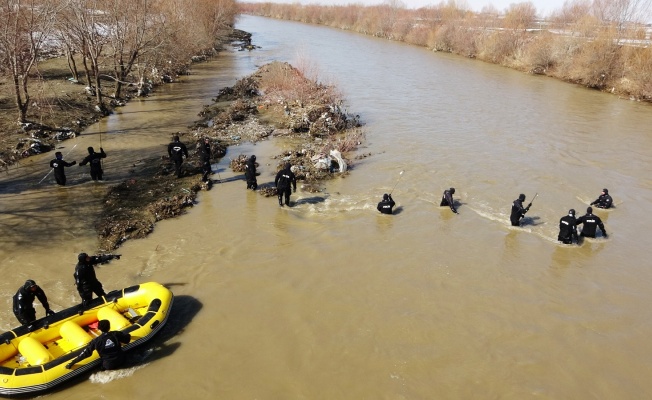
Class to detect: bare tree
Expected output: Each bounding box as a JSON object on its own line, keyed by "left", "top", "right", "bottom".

{"left": 57, "top": 0, "right": 110, "bottom": 113}
{"left": 103, "top": 0, "right": 168, "bottom": 99}
{"left": 503, "top": 2, "right": 538, "bottom": 31}
{"left": 551, "top": 0, "right": 592, "bottom": 33}
{"left": 593, "top": 0, "right": 652, "bottom": 42}
{"left": 0, "top": 0, "right": 58, "bottom": 123}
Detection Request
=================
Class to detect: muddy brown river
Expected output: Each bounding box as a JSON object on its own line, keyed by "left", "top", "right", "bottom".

{"left": 1, "top": 15, "right": 652, "bottom": 399}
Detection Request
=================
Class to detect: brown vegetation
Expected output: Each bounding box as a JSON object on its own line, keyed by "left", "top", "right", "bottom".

{"left": 240, "top": 0, "right": 652, "bottom": 102}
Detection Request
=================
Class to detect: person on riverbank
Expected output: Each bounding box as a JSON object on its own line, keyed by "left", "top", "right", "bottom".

{"left": 79, "top": 146, "right": 106, "bottom": 181}
{"left": 74, "top": 252, "right": 121, "bottom": 306}
{"left": 168, "top": 135, "right": 188, "bottom": 178}
{"left": 590, "top": 188, "right": 613, "bottom": 209}
{"left": 12, "top": 280, "right": 55, "bottom": 325}
{"left": 49, "top": 151, "right": 76, "bottom": 186}
{"left": 197, "top": 137, "right": 212, "bottom": 182}
{"left": 440, "top": 188, "right": 458, "bottom": 214}
{"left": 377, "top": 193, "right": 395, "bottom": 214}
{"left": 558, "top": 209, "right": 579, "bottom": 245}
{"left": 576, "top": 207, "right": 608, "bottom": 239}
{"left": 66, "top": 319, "right": 131, "bottom": 371}
{"left": 245, "top": 154, "right": 259, "bottom": 190}
{"left": 275, "top": 163, "right": 297, "bottom": 207}
{"left": 510, "top": 194, "right": 530, "bottom": 226}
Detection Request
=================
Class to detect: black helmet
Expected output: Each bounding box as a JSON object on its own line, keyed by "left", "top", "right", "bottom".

{"left": 383, "top": 193, "right": 389, "bottom": 200}
{"left": 285, "top": 163, "right": 291, "bottom": 170}
{"left": 173, "top": 135, "right": 179, "bottom": 141}
{"left": 98, "top": 320, "right": 110, "bottom": 333}
{"left": 78, "top": 252, "right": 88, "bottom": 262}
{"left": 449, "top": 188, "right": 455, "bottom": 194}
{"left": 569, "top": 209, "right": 575, "bottom": 216}
{"left": 587, "top": 206, "right": 593, "bottom": 214}
{"left": 518, "top": 194, "right": 526, "bottom": 201}
{"left": 87, "top": 146, "right": 94, "bottom": 154}
{"left": 603, "top": 188, "right": 608, "bottom": 194}
{"left": 251, "top": 155, "right": 256, "bottom": 161}
{"left": 23, "top": 280, "right": 36, "bottom": 291}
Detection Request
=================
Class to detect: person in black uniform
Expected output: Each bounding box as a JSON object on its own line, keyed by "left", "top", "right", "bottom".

{"left": 558, "top": 209, "right": 579, "bottom": 245}
{"left": 274, "top": 163, "right": 297, "bottom": 207}
{"left": 197, "top": 137, "right": 212, "bottom": 182}
{"left": 49, "top": 151, "right": 76, "bottom": 186}
{"left": 590, "top": 188, "right": 613, "bottom": 209}
{"left": 79, "top": 146, "right": 106, "bottom": 181}
{"left": 440, "top": 187, "right": 458, "bottom": 214}
{"left": 167, "top": 135, "right": 188, "bottom": 178}
{"left": 576, "top": 206, "right": 608, "bottom": 239}
{"left": 74, "top": 252, "right": 121, "bottom": 306}
{"left": 12, "top": 280, "right": 55, "bottom": 325}
{"left": 66, "top": 319, "right": 131, "bottom": 371}
{"left": 510, "top": 194, "right": 530, "bottom": 226}
{"left": 377, "top": 193, "right": 395, "bottom": 215}
{"left": 245, "top": 155, "right": 259, "bottom": 190}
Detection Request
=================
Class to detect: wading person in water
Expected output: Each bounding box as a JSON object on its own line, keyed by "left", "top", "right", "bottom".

{"left": 440, "top": 187, "right": 458, "bottom": 214}
{"left": 558, "top": 209, "right": 579, "bottom": 245}
{"left": 79, "top": 146, "right": 106, "bottom": 181}
{"left": 576, "top": 206, "right": 608, "bottom": 239}
{"left": 590, "top": 188, "right": 613, "bottom": 209}
{"left": 245, "top": 155, "right": 259, "bottom": 190}
{"left": 510, "top": 194, "right": 530, "bottom": 226}
{"left": 377, "top": 193, "right": 395, "bottom": 215}
{"left": 13, "top": 280, "right": 55, "bottom": 325}
{"left": 275, "top": 163, "right": 297, "bottom": 207}
{"left": 49, "top": 151, "right": 76, "bottom": 186}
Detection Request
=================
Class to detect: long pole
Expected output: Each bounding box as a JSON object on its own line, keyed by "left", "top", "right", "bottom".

{"left": 389, "top": 170, "right": 404, "bottom": 195}
{"left": 98, "top": 125, "right": 104, "bottom": 170}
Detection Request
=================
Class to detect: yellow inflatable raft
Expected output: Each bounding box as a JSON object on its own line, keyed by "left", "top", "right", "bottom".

{"left": 0, "top": 282, "right": 173, "bottom": 396}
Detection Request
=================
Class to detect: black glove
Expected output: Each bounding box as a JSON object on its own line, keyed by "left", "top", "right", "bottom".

{"left": 293, "top": 188, "right": 296, "bottom": 193}
{"left": 66, "top": 362, "right": 74, "bottom": 369}
{"left": 71, "top": 161, "right": 77, "bottom": 165}
{"left": 46, "top": 309, "right": 55, "bottom": 316}
{"left": 115, "top": 254, "right": 121, "bottom": 260}
{"left": 100, "top": 147, "right": 104, "bottom": 152}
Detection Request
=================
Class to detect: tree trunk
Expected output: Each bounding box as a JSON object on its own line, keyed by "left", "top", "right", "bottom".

{"left": 12, "top": 75, "right": 27, "bottom": 123}
{"left": 66, "top": 47, "right": 79, "bottom": 82}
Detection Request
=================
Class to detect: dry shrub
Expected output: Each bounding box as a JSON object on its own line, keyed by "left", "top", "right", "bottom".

{"left": 428, "top": 25, "right": 454, "bottom": 52}
{"left": 450, "top": 25, "right": 477, "bottom": 58}
{"left": 547, "top": 36, "right": 583, "bottom": 76}
{"left": 566, "top": 33, "right": 623, "bottom": 89}
{"left": 622, "top": 46, "right": 652, "bottom": 100}
{"left": 476, "top": 31, "right": 519, "bottom": 64}
{"left": 404, "top": 25, "right": 430, "bottom": 47}
{"left": 258, "top": 61, "right": 339, "bottom": 107}
{"left": 521, "top": 32, "right": 557, "bottom": 73}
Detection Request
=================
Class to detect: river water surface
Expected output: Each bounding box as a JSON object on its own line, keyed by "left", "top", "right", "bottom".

{"left": 1, "top": 15, "right": 652, "bottom": 399}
